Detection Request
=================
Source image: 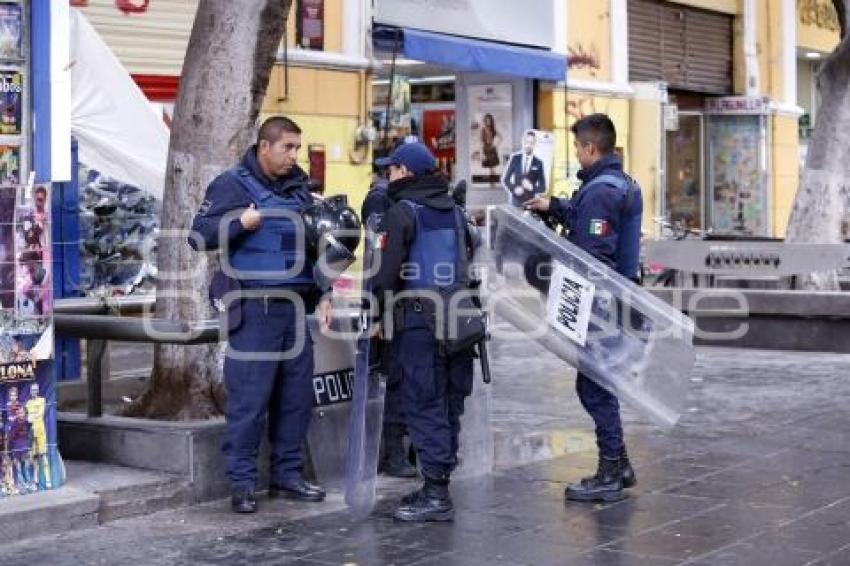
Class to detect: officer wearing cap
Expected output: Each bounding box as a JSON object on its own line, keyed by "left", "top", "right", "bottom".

{"left": 526, "top": 113, "right": 642, "bottom": 503}
{"left": 361, "top": 163, "right": 417, "bottom": 479}
{"left": 190, "top": 116, "right": 332, "bottom": 514}
{"left": 371, "top": 142, "right": 475, "bottom": 522}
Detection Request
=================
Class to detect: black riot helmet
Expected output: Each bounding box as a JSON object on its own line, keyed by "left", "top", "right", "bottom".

{"left": 301, "top": 195, "right": 362, "bottom": 289}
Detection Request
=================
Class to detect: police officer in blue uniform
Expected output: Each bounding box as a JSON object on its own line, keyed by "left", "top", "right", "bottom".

{"left": 372, "top": 142, "right": 475, "bottom": 522}
{"left": 526, "top": 113, "right": 642, "bottom": 503}
{"left": 361, "top": 168, "right": 418, "bottom": 479}
{"left": 190, "top": 116, "right": 332, "bottom": 514}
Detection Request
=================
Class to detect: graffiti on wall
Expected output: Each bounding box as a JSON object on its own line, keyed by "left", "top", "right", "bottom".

{"left": 567, "top": 43, "right": 601, "bottom": 77}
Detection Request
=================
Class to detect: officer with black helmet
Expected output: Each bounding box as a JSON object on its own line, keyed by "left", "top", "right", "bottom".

{"left": 371, "top": 142, "right": 476, "bottom": 522}
{"left": 189, "top": 116, "right": 332, "bottom": 514}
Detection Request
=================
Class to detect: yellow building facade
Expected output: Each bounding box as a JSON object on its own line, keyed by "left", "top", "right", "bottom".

{"left": 80, "top": 0, "right": 840, "bottom": 239}
{"left": 80, "top": 0, "right": 376, "bottom": 214}
{"left": 539, "top": 0, "right": 840, "bottom": 239}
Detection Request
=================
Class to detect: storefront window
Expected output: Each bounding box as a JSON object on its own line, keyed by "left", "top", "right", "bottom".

{"left": 664, "top": 114, "right": 703, "bottom": 230}
{"left": 296, "top": 0, "right": 324, "bottom": 51}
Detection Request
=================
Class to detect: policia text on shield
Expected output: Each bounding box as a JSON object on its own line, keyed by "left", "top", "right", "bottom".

{"left": 189, "top": 116, "right": 360, "bottom": 514}
{"left": 524, "top": 114, "right": 642, "bottom": 503}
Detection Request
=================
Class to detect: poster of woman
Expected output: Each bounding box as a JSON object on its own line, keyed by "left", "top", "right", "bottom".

{"left": 468, "top": 84, "right": 513, "bottom": 185}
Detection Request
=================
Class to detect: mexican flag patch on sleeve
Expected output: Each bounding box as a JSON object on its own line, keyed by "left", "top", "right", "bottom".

{"left": 589, "top": 219, "right": 611, "bottom": 236}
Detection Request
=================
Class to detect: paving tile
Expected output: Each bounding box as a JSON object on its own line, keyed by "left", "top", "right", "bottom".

{"left": 567, "top": 549, "right": 680, "bottom": 566}
{"left": 808, "top": 544, "right": 850, "bottom": 566}
{"left": 604, "top": 530, "right": 738, "bottom": 561}
{"left": 687, "top": 541, "right": 823, "bottom": 566}
{"left": 581, "top": 492, "right": 720, "bottom": 532}
{"left": 749, "top": 520, "right": 850, "bottom": 554}
{"left": 304, "top": 542, "right": 437, "bottom": 566}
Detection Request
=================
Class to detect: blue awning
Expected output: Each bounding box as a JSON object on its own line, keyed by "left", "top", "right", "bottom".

{"left": 373, "top": 26, "right": 566, "bottom": 82}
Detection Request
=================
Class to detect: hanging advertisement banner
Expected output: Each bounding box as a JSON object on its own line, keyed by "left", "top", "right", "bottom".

{"left": 468, "top": 84, "right": 513, "bottom": 186}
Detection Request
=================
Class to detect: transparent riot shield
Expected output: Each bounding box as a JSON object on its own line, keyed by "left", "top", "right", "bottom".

{"left": 485, "top": 206, "right": 695, "bottom": 427}
{"left": 453, "top": 375, "right": 493, "bottom": 479}
{"left": 344, "top": 217, "right": 385, "bottom": 516}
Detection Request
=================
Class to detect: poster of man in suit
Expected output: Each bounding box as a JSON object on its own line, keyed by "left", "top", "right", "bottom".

{"left": 501, "top": 129, "right": 555, "bottom": 206}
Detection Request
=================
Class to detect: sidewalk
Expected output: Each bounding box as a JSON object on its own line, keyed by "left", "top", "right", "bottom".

{"left": 3, "top": 345, "right": 849, "bottom": 564}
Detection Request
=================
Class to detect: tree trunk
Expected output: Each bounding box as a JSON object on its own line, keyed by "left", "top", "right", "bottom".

{"left": 785, "top": 0, "right": 850, "bottom": 290}
{"left": 125, "top": 0, "right": 292, "bottom": 419}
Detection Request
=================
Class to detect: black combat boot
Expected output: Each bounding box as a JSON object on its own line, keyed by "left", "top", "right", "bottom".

{"left": 393, "top": 478, "right": 453, "bottom": 522}
{"left": 231, "top": 488, "right": 258, "bottom": 513}
{"left": 381, "top": 423, "right": 418, "bottom": 478}
{"left": 620, "top": 447, "right": 637, "bottom": 489}
{"left": 565, "top": 456, "right": 626, "bottom": 503}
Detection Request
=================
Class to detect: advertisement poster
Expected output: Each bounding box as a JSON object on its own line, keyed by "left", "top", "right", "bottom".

{"left": 390, "top": 75, "right": 411, "bottom": 128}
{"left": 0, "top": 69, "right": 21, "bottom": 135}
{"left": 501, "top": 129, "right": 555, "bottom": 206}
{"left": 707, "top": 115, "right": 767, "bottom": 235}
{"left": 0, "top": 3, "right": 21, "bottom": 60}
{"left": 468, "top": 84, "right": 513, "bottom": 185}
{"left": 0, "top": 144, "right": 19, "bottom": 183}
{"left": 0, "top": 184, "right": 62, "bottom": 497}
{"left": 422, "top": 108, "right": 455, "bottom": 177}
{"left": 297, "top": 0, "right": 324, "bottom": 50}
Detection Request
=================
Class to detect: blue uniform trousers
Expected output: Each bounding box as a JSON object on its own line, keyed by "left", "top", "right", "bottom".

{"left": 395, "top": 314, "right": 473, "bottom": 481}
{"left": 576, "top": 372, "right": 624, "bottom": 459}
{"left": 380, "top": 338, "right": 406, "bottom": 425}
{"left": 222, "top": 298, "right": 315, "bottom": 490}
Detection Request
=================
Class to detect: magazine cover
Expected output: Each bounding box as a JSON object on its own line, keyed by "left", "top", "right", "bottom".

{"left": 0, "top": 143, "right": 19, "bottom": 183}
{"left": 0, "top": 69, "right": 22, "bottom": 135}
{"left": 0, "top": 2, "right": 21, "bottom": 60}
{"left": 0, "top": 184, "right": 63, "bottom": 497}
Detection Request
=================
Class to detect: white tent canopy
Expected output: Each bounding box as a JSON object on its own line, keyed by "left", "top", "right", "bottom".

{"left": 69, "top": 8, "right": 169, "bottom": 199}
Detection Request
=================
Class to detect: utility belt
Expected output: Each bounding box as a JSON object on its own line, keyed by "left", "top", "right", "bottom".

{"left": 393, "top": 289, "right": 487, "bottom": 358}
{"left": 243, "top": 286, "right": 320, "bottom": 313}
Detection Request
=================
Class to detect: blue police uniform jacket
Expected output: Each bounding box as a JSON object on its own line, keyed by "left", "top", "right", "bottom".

{"left": 189, "top": 146, "right": 317, "bottom": 291}
{"left": 549, "top": 154, "right": 643, "bottom": 280}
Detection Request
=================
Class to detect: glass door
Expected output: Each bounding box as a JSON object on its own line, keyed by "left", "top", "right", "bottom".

{"left": 664, "top": 113, "right": 704, "bottom": 230}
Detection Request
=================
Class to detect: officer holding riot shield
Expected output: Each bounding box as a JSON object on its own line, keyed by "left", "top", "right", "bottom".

{"left": 526, "top": 114, "right": 642, "bottom": 503}
{"left": 372, "top": 142, "right": 482, "bottom": 522}
{"left": 189, "top": 116, "right": 332, "bottom": 514}
{"left": 361, "top": 166, "right": 417, "bottom": 479}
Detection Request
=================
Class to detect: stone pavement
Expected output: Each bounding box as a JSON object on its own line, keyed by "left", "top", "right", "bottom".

{"left": 5, "top": 345, "right": 850, "bottom": 565}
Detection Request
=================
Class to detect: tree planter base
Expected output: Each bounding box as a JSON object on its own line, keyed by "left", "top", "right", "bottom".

{"left": 58, "top": 412, "right": 256, "bottom": 503}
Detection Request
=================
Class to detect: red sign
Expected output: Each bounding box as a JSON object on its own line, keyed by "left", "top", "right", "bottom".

{"left": 422, "top": 109, "right": 455, "bottom": 160}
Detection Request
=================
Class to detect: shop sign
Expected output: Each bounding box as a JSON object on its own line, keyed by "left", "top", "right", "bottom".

{"left": 664, "top": 105, "right": 680, "bottom": 131}
{"left": 704, "top": 96, "right": 771, "bottom": 115}
{"left": 374, "top": 0, "right": 555, "bottom": 50}
{"left": 798, "top": 0, "right": 840, "bottom": 32}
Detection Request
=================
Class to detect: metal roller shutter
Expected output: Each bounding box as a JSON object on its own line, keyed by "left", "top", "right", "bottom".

{"left": 76, "top": 0, "right": 199, "bottom": 77}
{"left": 628, "top": 0, "right": 733, "bottom": 94}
